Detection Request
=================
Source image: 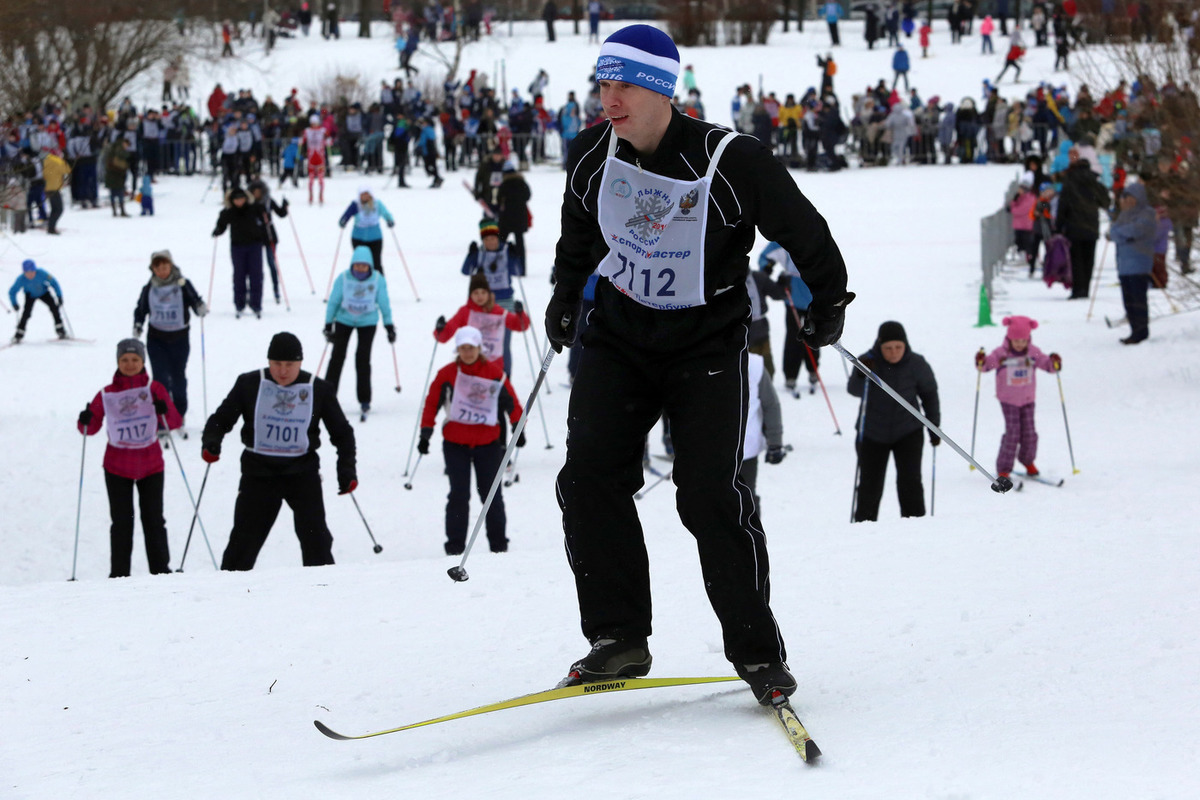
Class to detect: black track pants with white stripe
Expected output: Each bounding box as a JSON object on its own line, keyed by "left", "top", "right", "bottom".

{"left": 556, "top": 328, "right": 787, "bottom": 666}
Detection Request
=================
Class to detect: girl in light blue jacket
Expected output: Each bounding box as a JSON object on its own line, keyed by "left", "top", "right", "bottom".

{"left": 323, "top": 245, "right": 395, "bottom": 415}
{"left": 338, "top": 185, "right": 395, "bottom": 275}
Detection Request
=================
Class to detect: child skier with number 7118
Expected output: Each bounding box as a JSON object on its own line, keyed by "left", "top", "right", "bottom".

{"left": 975, "top": 315, "right": 1061, "bottom": 480}
{"left": 76, "top": 338, "right": 182, "bottom": 577}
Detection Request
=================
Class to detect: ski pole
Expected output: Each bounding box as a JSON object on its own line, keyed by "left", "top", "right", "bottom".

{"left": 634, "top": 469, "right": 673, "bottom": 501}
{"left": 930, "top": 445, "right": 937, "bottom": 517}
{"left": 69, "top": 430, "right": 87, "bottom": 581}
{"left": 323, "top": 226, "right": 346, "bottom": 302}
{"left": 784, "top": 287, "right": 839, "bottom": 434}
{"left": 449, "top": 345, "right": 557, "bottom": 583}
{"left": 315, "top": 340, "right": 331, "bottom": 377}
{"left": 514, "top": 275, "right": 549, "bottom": 394}
{"left": 176, "top": 462, "right": 211, "bottom": 572}
{"left": 200, "top": 316, "right": 209, "bottom": 419}
{"left": 1085, "top": 237, "right": 1109, "bottom": 322}
{"left": 264, "top": 213, "right": 291, "bottom": 311}
{"left": 349, "top": 493, "right": 383, "bottom": 553}
{"left": 403, "top": 338, "right": 439, "bottom": 476}
{"left": 389, "top": 341, "right": 402, "bottom": 393}
{"left": 832, "top": 342, "right": 1014, "bottom": 493}
{"left": 285, "top": 207, "right": 317, "bottom": 293}
{"left": 1055, "top": 370, "right": 1080, "bottom": 474}
{"left": 161, "top": 417, "right": 219, "bottom": 569}
{"left": 59, "top": 301, "right": 76, "bottom": 340}
{"left": 388, "top": 227, "right": 421, "bottom": 302}
{"left": 850, "top": 381, "right": 868, "bottom": 523}
{"left": 207, "top": 234, "right": 219, "bottom": 307}
{"left": 518, "top": 324, "right": 554, "bottom": 449}
{"left": 969, "top": 348, "right": 984, "bottom": 471}
{"left": 503, "top": 446, "right": 521, "bottom": 487}
{"left": 404, "top": 453, "right": 422, "bottom": 490}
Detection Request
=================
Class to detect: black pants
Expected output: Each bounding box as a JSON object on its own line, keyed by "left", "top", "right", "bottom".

{"left": 17, "top": 293, "right": 63, "bottom": 334}
{"left": 1068, "top": 236, "right": 1097, "bottom": 298}
{"left": 146, "top": 333, "right": 191, "bottom": 417}
{"left": 105, "top": 470, "right": 170, "bottom": 577}
{"left": 325, "top": 322, "right": 377, "bottom": 405}
{"left": 350, "top": 237, "right": 384, "bottom": 274}
{"left": 854, "top": 429, "right": 926, "bottom": 522}
{"left": 557, "top": 330, "right": 785, "bottom": 665}
{"left": 782, "top": 308, "right": 819, "bottom": 383}
{"left": 221, "top": 467, "right": 335, "bottom": 570}
{"left": 47, "top": 190, "right": 63, "bottom": 233}
{"left": 1119, "top": 273, "right": 1150, "bottom": 341}
{"left": 443, "top": 439, "right": 507, "bottom": 554}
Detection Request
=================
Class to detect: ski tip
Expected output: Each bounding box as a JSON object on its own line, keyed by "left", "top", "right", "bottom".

{"left": 805, "top": 739, "right": 822, "bottom": 763}
{"left": 314, "top": 720, "right": 353, "bottom": 740}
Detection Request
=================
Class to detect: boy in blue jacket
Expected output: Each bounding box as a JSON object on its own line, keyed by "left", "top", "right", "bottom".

{"left": 280, "top": 137, "right": 300, "bottom": 188}
{"left": 323, "top": 245, "right": 395, "bottom": 416}
{"left": 9, "top": 259, "right": 66, "bottom": 343}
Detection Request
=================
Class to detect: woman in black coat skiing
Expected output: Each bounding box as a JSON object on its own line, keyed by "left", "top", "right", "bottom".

{"left": 495, "top": 163, "right": 531, "bottom": 260}
{"left": 848, "top": 320, "right": 940, "bottom": 522}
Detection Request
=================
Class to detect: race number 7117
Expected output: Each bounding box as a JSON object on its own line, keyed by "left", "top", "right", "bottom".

{"left": 612, "top": 253, "right": 676, "bottom": 298}
{"left": 116, "top": 423, "right": 149, "bottom": 441}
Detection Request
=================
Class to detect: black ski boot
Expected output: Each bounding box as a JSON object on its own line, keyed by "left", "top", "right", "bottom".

{"left": 564, "top": 638, "right": 652, "bottom": 685}
{"left": 55, "top": 324, "right": 68, "bottom": 340}
{"left": 736, "top": 662, "right": 798, "bottom": 706}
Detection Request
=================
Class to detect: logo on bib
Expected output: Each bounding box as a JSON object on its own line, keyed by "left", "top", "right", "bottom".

{"left": 609, "top": 178, "right": 632, "bottom": 198}
{"left": 467, "top": 381, "right": 497, "bottom": 404}
{"left": 677, "top": 187, "right": 700, "bottom": 215}
{"left": 118, "top": 396, "right": 141, "bottom": 416}
{"left": 625, "top": 190, "right": 674, "bottom": 245}
{"left": 299, "top": 388, "right": 310, "bottom": 402}
{"left": 273, "top": 390, "right": 299, "bottom": 415}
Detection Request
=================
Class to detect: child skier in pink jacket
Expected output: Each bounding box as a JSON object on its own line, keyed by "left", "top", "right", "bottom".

{"left": 975, "top": 315, "right": 1060, "bottom": 478}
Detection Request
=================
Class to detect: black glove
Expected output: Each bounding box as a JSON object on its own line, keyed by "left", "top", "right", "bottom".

{"left": 323, "top": 323, "right": 335, "bottom": 343}
{"left": 929, "top": 433, "right": 941, "bottom": 447}
{"left": 859, "top": 355, "right": 875, "bottom": 371}
{"left": 549, "top": 267, "right": 557, "bottom": 286}
{"left": 212, "top": 229, "right": 220, "bottom": 237}
{"left": 468, "top": 241, "right": 479, "bottom": 258}
{"left": 803, "top": 291, "right": 855, "bottom": 348}
{"left": 516, "top": 430, "right": 527, "bottom": 448}
{"left": 386, "top": 219, "right": 395, "bottom": 228}
{"left": 133, "top": 324, "right": 143, "bottom": 338}
{"left": 385, "top": 324, "right": 396, "bottom": 344}
{"left": 153, "top": 398, "right": 168, "bottom": 416}
{"left": 544, "top": 290, "right": 582, "bottom": 353}
{"left": 435, "top": 315, "right": 447, "bottom": 333}
{"left": 281, "top": 198, "right": 289, "bottom": 210}
{"left": 764, "top": 445, "right": 786, "bottom": 464}
{"left": 338, "top": 476, "right": 358, "bottom": 494}
{"left": 513, "top": 299, "right": 524, "bottom": 315}
{"left": 78, "top": 407, "right": 93, "bottom": 427}
{"left": 417, "top": 427, "right": 433, "bottom": 455}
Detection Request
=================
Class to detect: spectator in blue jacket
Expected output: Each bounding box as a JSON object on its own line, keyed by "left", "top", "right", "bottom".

{"left": 323, "top": 245, "right": 396, "bottom": 415}
{"left": 338, "top": 186, "right": 395, "bottom": 276}
{"left": 1107, "top": 182, "right": 1157, "bottom": 344}
{"left": 892, "top": 45, "right": 911, "bottom": 92}
{"left": 824, "top": 1, "right": 843, "bottom": 45}
{"left": 9, "top": 259, "right": 66, "bottom": 343}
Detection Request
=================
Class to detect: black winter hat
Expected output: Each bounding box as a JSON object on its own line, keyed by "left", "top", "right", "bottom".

{"left": 875, "top": 320, "right": 908, "bottom": 346}
{"left": 267, "top": 332, "right": 304, "bottom": 361}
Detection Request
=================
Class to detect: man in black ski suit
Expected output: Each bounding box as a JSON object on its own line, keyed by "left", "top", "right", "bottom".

{"left": 544, "top": 25, "right": 853, "bottom": 706}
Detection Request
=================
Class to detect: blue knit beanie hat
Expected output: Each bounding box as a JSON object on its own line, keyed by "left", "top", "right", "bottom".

{"left": 596, "top": 25, "right": 680, "bottom": 98}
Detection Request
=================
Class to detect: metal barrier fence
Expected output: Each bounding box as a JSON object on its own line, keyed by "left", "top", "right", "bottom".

{"left": 980, "top": 206, "right": 1014, "bottom": 302}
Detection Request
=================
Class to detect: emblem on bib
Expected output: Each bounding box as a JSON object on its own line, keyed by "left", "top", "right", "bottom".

{"left": 678, "top": 187, "right": 700, "bottom": 215}
{"left": 273, "top": 390, "right": 300, "bottom": 415}
{"left": 118, "top": 393, "right": 147, "bottom": 416}
{"left": 609, "top": 178, "right": 632, "bottom": 198}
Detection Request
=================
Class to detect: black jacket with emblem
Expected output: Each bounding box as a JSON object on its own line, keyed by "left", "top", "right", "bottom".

{"left": 552, "top": 107, "right": 848, "bottom": 353}
{"left": 201, "top": 369, "right": 356, "bottom": 483}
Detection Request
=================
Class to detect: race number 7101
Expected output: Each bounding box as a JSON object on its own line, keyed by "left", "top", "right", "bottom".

{"left": 264, "top": 423, "right": 301, "bottom": 442}
{"left": 612, "top": 253, "right": 676, "bottom": 298}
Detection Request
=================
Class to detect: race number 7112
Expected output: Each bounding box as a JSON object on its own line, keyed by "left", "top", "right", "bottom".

{"left": 612, "top": 253, "right": 676, "bottom": 298}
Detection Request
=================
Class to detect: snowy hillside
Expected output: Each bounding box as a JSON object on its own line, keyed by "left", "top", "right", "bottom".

{"left": 2, "top": 20, "right": 1199, "bottom": 799}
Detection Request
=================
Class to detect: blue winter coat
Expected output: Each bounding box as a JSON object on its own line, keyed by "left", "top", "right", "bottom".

{"left": 1109, "top": 183, "right": 1156, "bottom": 276}
{"left": 893, "top": 49, "right": 910, "bottom": 72}
{"left": 326, "top": 246, "right": 394, "bottom": 327}
{"left": 338, "top": 198, "right": 395, "bottom": 242}
{"left": 8, "top": 268, "right": 62, "bottom": 307}
{"left": 823, "top": 2, "right": 843, "bottom": 22}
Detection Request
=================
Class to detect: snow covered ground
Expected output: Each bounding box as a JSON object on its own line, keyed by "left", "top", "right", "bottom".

{"left": 3, "top": 20, "right": 1199, "bottom": 799}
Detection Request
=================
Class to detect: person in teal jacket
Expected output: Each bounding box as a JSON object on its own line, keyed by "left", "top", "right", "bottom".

{"left": 337, "top": 185, "right": 395, "bottom": 275}
{"left": 323, "top": 245, "right": 396, "bottom": 415}
{"left": 9, "top": 259, "right": 66, "bottom": 343}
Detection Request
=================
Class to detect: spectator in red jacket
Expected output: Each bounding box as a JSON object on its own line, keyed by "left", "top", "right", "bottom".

{"left": 76, "top": 338, "right": 183, "bottom": 578}
{"left": 418, "top": 325, "right": 524, "bottom": 555}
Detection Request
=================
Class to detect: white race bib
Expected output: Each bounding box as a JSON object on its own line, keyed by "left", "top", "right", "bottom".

{"left": 252, "top": 377, "right": 314, "bottom": 456}
{"left": 340, "top": 277, "right": 378, "bottom": 317}
{"left": 149, "top": 284, "right": 186, "bottom": 332}
{"left": 102, "top": 387, "right": 157, "bottom": 449}
{"left": 448, "top": 370, "right": 501, "bottom": 427}
{"left": 467, "top": 310, "right": 507, "bottom": 363}
{"left": 596, "top": 129, "right": 738, "bottom": 310}
{"left": 1002, "top": 356, "right": 1033, "bottom": 388}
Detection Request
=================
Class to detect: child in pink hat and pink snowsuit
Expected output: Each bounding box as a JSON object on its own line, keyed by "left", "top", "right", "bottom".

{"left": 975, "top": 315, "right": 1061, "bottom": 478}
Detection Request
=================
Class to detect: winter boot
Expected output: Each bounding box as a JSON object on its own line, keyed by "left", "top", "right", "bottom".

{"left": 567, "top": 638, "right": 652, "bottom": 682}
{"left": 1022, "top": 463, "right": 1039, "bottom": 476}
{"left": 55, "top": 323, "right": 68, "bottom": 340}
{"left": 735, "top": 662, "right": 798, "bottom": 706}
{"left": 11, "top": 329, "right": 24, "bottom": 344}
